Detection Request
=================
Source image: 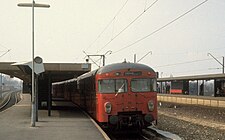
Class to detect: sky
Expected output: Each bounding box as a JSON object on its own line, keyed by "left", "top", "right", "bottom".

{"left": 0, "top": 0, "right": 225, "bottom": 78}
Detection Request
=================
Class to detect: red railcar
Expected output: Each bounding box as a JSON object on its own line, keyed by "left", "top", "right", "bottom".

{"left": 52, "top": 79, "right": 78, "bottom": 101}
{"left": 76, "top": 62, "right": 157, "bottom": 129}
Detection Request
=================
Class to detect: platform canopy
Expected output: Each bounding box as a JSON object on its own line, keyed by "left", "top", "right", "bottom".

{"left": 157, "top": 73, "right": 225, "bottom": 82}
{"left": 0, "top": 62, "right": 91, "bottom": 83}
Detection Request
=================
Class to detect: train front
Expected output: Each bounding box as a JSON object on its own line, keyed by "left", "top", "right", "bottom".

{"left": 95, "top": 62, "right": 157, "bottom": 129}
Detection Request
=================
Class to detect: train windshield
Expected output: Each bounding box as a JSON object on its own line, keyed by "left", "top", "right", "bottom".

{"left": 131, "top": 78, "right": 156, "bottom": 92}
{"left": 98, "top": 79, "right": 128, "bottom": 93}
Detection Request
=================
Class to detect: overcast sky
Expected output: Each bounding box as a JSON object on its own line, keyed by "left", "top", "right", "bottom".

{"left": 0, "top": 0, "right": 225, "bottom": 77}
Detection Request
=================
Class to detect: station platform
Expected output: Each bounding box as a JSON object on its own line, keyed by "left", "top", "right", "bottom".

{"left": 158, "top": 94, "right": 225, "bottom": 108}
{"left": 0, "top": 94, "right": 109, "bottom": 140}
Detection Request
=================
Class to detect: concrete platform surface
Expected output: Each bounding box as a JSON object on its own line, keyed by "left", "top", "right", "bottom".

{"left": 0, "top": 94, "right": 107, "bottom": 140}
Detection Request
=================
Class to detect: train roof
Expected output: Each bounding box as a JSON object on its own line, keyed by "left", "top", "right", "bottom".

{"left": 77, "top": 62, "right": 155, "bottom": 81}
{"left": 52, "top": 78, "right": 77, "bottom": 85}
{"left": 77, "top": 69, "right": 98, "bottom": 80}
{"left": 97, "top": 62, "right": 155, "bottom": 74}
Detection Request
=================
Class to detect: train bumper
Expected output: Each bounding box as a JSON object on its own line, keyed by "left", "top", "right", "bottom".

{"left": 109, "top": 112, "right": 154, "bottom": 128}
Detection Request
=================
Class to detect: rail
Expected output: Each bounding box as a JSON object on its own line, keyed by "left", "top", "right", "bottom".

{"left": 0, "top": 93, "right": 12, "bottom": 110}
{"left": 0, "top": 91, "right": 21, "bottom": 111}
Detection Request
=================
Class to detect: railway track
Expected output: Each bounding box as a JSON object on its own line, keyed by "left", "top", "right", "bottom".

{"left": 0, "top": 91, "right": 21, "bottom": 112}
{"left": 105, "top": 126, "right": 181, "bottom": 140}
{"left": 79, "top": 104, "right": 181, "bottom": 140}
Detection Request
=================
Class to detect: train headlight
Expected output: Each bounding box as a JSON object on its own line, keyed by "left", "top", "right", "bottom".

{"left": 104, "top": 102, "right": 112, "bottom": 114}
{"left": 148, "top": 100, "right": 154, "bottom": 112}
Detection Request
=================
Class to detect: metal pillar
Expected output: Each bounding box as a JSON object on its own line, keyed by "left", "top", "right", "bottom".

{"left": 31, "top": 0, "right": 36, "bottom": 127}
{"left": 197, "top": 80, "right": 200, "bottom": 96}
{"left": 48, "top": 75, "right": 52, "bottom": 116}
{"left": 0, "top": 73, "right": 2, "bottom": 98}
{"left": 35, "top": 75, "right": 39, "bottom": 121}
{"left": 223, "top": 56, "right": 224, "bottom": 74}
{"left": 103, "top": 55, "right": 105, "bottom": 66}
{"left": 134, "top": 54, "right": 136, "bottom": 63}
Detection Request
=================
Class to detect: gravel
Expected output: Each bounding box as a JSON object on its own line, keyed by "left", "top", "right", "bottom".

{"left": 156, "top": 102, "right": 225, "bottom": 140}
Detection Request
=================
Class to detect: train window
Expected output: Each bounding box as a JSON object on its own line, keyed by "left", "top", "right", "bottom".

{"left": 98, "top": 79, "right": 127, "bottom": 93}
{"left": 115, "top": 79, "right": 127, "bottom": 93}
{"left": 98, "top": 79, "right": 115, "bottom": 93}
{"left": 131, "top": 78, "right": 156, "bottom": 92}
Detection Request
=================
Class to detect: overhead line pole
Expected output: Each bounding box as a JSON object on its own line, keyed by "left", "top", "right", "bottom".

{"left": 223, "top": 57, "right": 225, "bottom": 74}
{"left": 88, "top": 54, "right": 104, "bottom": 67}
{"left": 83, "top": 51, "right": 112, "bottom": 67}
{"left": 207, "top": 53, "right": 224, "bottom": 74}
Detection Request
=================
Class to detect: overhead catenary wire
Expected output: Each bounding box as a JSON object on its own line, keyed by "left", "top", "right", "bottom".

{"left": 149, "top": 46, "right": 225, "bottom": 56}
{"left": 0, "top": 49, "right": 11, "bottom": 58}
{"left": 153, "top": 57, "right": 221, "bottom": 68}
{"left": 97, "top": 0, "right": 159, "bottom": 53}
{"left": 0, "top": 43, "right": 11, "bottom": 58}
{"left": 144, "top": 0, "right": 148, "bottom": 11}
{"left": 137, "top": 51, "right": 152, "bottom": 63}
{"left": 162, "top": 67, "right": 220, "bottom": 76}
{"left": 0, "top": 43, "right": 9, "bottom": 50}
{"left": 112, "top": 0, "right": 209, "bottom": 54}
{"left": 111, "top": 17, "right": 116, "bottom": 40}
{"left": 85, "top": 0, "right": 129, "bottom": 51}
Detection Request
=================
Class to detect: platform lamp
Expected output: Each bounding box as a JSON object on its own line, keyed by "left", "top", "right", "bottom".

{"left": 17, "top": 1, "right": 50, "bottom": 127}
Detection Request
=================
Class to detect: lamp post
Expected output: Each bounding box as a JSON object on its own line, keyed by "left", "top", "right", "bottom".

{"left": 207, "top": 53, "right": 224, "bottom": 74}
{"left": 18, "top": 0, "right": 50, "bottom": 127}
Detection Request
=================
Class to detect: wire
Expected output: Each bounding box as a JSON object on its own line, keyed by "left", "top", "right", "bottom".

{"left": 97, "top": 0, "right": 159, "bottom": 53}
{"left": 0, "top": 43, "right": 9, "bottom": 50}
{"left": 151, "top": 46, "right": 225, "bottom": 56}
{"left": 137, "top": 51, "right": 152, "bottom": 63}
{"left": 0, "top": 49, "right": 11, "bottom": 58}
{"left": 153, "top": 57, "right": 221, "bottom": 68}
{"left": 112, "top": 0, "right": 209, "bottom": 54}
{"left": 111, "top": 17, "right": 116, "bottom": 40}
{"left": 83, "top": 51, "right": 100, "bottom": 67}
{"left": 0, "top": 43, "right": 11, "bottom": 58}
{"left": 144, "top": 0, "right": 148, "bottom": 12}
{"left": 163, "top": 68, "right": 219, "bottom": 76}
{"left": 85, "top": 0, "right": 129, "bottom": 51}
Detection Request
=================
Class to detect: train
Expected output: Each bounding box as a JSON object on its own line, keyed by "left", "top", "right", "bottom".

{"left": 52, "top": 62, "right": 158, "bottom": 129}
